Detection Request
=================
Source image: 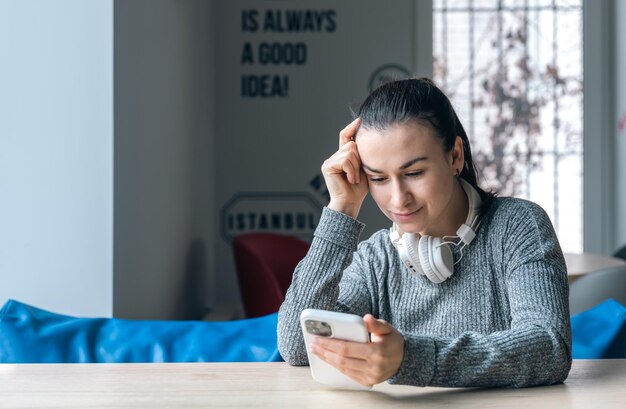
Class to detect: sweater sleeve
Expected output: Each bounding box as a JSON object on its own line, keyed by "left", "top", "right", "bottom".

{"left": 389, "top": 201, "right": 572, "bottom": 388}
{"left": 277, "top": 207, "right": 373, "bottom": 366}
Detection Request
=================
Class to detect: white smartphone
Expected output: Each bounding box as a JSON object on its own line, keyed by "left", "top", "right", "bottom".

{"left": 300, "top": 308, "right": 371, "bottom": 390}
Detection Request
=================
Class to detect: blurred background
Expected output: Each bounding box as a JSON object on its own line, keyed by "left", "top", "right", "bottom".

{"left": 1, "top": 0, "right": 624, "bottom": 320}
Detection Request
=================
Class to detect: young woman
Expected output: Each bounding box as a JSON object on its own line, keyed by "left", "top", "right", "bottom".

{"left": 277, "top": 78, "right": 571, "bottom": 388}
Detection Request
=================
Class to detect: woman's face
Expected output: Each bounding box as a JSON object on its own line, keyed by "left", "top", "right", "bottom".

{"left": 356, "top": 121, "right": 466, "bottom": 237}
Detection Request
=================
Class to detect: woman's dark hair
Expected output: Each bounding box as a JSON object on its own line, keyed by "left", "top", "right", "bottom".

{"left": 356, "top": 77, "right": 495, "bottom": 212}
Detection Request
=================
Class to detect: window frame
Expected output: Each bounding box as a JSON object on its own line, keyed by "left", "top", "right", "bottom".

{"left": 424, "top": 0, "right": 610, "bottom": 254}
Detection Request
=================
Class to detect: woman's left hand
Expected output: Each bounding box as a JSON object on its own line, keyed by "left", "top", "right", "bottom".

{"left": 310, "top": 314, "right": 405, "bottom": 387}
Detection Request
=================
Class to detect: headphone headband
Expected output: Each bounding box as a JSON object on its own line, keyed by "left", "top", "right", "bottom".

{"left": 458, "top": 178, "right": 482, "bottom": 233}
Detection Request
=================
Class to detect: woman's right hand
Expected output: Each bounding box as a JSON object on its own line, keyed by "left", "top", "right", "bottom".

{"left": 321, "top": 118, "right": 369, "bottom": 219}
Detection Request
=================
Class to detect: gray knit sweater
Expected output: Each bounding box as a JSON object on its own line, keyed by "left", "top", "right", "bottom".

{"left": 277, "top": 197, "right": 572, "bottom": 388}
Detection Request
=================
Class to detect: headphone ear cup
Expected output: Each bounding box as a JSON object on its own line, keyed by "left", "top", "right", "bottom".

{"left": 418, "top": 236, "right": 454, "bottom": 283}
{"left": 398, "top": 233, "right": 423, "bottom": 275}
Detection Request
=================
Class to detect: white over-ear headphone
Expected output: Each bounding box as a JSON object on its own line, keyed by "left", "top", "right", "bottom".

{"left": 389, "top": 178, "right": 482, "bottom": 283}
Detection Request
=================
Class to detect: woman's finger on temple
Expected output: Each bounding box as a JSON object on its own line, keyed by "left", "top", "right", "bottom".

{"left": 351, "top": 148, "right": 362, "bottom": 184}
{"left": 342, "top": 144, "right": 362, "bottom": 184}
{"left": 350, "top": 154, "right": 364, "bottom": 185}
{"left": 342, "top": 158, "right": 356, "bottom": 184}
{"left": 339, "top": 117, "right": 361, "bottom": 148}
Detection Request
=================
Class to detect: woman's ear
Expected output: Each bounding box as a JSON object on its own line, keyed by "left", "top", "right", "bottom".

{"left": 450, "top": 136, "right": 465, "bottom": 175}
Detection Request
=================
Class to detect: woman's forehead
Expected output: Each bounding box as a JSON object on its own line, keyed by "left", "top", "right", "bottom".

{"left": 356, "top": 123, "right": 446, "bottom": 169}
{"left": 356, "top": 122, "right": 442, "bottom": 151}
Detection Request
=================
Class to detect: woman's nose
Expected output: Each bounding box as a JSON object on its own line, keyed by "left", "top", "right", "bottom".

{"left": 390, "top": 180, "right": 411, "bottom": 209}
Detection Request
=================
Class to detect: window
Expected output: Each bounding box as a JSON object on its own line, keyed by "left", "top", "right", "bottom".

{"left": 433, "top": 0, "right": 583, "bottom": 252}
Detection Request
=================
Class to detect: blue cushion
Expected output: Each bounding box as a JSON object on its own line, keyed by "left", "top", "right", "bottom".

{"left": 571, "top": 299, "right": 626, "bottom": 359}
{"left": 0, "top": 299, "right": 282, "bottom": 363}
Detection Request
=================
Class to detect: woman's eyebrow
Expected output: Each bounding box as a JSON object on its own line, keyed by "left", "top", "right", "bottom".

{"left": 362, "top": 156, "right": 428, "bottom": 173}
{"left": 399, "top": 156, "right": 428, "bottom": 169}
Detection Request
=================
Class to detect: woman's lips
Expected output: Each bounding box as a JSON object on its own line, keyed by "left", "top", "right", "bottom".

{"left": 392, "top": 208, "right": 421, "bottom": 222}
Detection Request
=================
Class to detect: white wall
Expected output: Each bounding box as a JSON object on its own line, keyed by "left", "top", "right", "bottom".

{"left": 0, "top": 0, "right": 114, "bottom": 316}
{"left": 0, "top": 0, "right": 215, "bottom": 320}
{"left": 113, "top": 0, "right": 215, "bottom": 320}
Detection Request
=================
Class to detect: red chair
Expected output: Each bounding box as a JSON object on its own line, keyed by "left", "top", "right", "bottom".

{"left": 233, "top": 233, "right": 310, "bottom": 318}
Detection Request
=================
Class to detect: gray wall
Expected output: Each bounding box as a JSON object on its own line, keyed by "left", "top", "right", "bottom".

{"left": 111, "top": 0, "right": 434, "bottom": 316}
{"left": 212, "top": 0, "right": 432, "bottom": 309}
{"left": 615, "top": 0, "right": 626, "bottom": 252}
{"left": 0, "top": 0, "right": 114, "bottom": 317}
{"left": 114, "top": 0, "right": 215, "bottom": 320}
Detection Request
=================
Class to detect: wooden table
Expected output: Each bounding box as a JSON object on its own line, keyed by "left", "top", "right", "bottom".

{"left": 0, "top": 360, "right": 624, "bottom": 408}
{"left": 564, "top": 252, "right": 626, "bottom": 283}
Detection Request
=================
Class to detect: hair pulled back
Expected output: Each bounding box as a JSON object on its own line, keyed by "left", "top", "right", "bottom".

{"left": 357, "top": 78, "right": 494, "bottom": 210}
